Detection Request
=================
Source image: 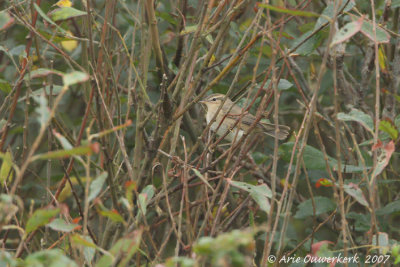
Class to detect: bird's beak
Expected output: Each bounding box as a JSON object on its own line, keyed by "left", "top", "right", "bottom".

{"left": 199, "top": 100, "right": 206, "bottom": 104}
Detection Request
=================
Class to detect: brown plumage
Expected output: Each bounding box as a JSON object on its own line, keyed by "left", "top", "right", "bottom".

{"left": 200, "top": 93, "right": 290, "bottom": 141}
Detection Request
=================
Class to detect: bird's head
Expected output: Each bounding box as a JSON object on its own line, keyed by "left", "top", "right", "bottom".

{"left": 199, "top": 93, "right": 230, "bottom": 110}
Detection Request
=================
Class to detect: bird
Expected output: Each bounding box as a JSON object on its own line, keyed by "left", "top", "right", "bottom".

{"left": 199, "top": 93, "right": 290, "bottom": 142}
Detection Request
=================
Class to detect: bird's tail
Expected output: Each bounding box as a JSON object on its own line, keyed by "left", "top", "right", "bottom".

{"left": 259, "top": 122, "right": 290, "bottom": 140}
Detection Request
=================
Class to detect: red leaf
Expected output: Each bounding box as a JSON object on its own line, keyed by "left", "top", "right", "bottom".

{"left": 372, "top": 139, "right": 382, "bottom": 151}
{"left": 90, "top": 142, "right": 100, "bottom": 154}
{"left": 125, "top": 180, "right": 134, "bottom": 188}
{"left": 111, "top": 209, "right": 119, "bottom": 215}
{"left": 331, "top": 16, "right": 364, "bottom": 46}
{"left": 126, "top": 119, "right": 133, "bottom": 126}
{"left": 72, "top": 217, "right": 82, "bottom": 224}
{"left": 384, "top": 141, "right": 395, "bottom": 165}
{"left": 311, "top": 240, "right": 334, "bottom": 255}
{"left": 315, "top": 178, "right": 333, "bottom": 188}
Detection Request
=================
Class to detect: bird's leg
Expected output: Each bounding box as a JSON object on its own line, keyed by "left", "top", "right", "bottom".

{"left": 207, "top": 129, "right": 216, "bottom": 153}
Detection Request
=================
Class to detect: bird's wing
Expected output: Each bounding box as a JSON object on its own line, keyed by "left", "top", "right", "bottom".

{"left": 225, "top": 108, "right": 290, "bottom": 139}
{"left": 225, "top": 108, "right": 258, "bottom": 128}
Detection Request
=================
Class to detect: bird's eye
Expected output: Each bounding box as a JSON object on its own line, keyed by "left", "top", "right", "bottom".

{"left": 212, "top": 98, "right": 216, "bottom": 101}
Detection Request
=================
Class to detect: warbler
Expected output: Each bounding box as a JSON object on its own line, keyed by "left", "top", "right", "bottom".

{"left": 199, "top": 93, "right": 290, "bottom": 142}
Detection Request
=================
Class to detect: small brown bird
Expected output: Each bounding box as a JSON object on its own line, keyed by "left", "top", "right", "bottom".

{"left": 199, "top": 93, "right": 290, "bottom": 142}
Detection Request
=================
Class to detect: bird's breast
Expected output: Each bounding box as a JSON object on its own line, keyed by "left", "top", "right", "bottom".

{"left": 206, "top": 112, "right": 244, "bottom": 142}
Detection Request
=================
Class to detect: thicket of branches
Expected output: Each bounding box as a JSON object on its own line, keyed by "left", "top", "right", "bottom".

{"left": 0, "top": 0, "right": 400, "bottom": 266}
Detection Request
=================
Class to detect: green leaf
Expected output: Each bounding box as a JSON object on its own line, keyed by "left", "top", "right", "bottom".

{"left": 279, "top": 142, "right": 334, "bottom": 170}
{"left": 395, "top": 114, "right": 400, "bottom": 129}
{"left": 372, "top": 232, "right": 389, "bottom": 254}
{"left": 290, "top": 30, "right": 324, "bottom": 55}
{"left": 50, "top": 132, "right": 92, "bottom": 166}
{"left": 250, "top": 185, "right": 271, "bottom": 213}
{"left": 63, "top": 71, "right": 89, "bottom": 87}
{"left": 376, "top": 199, "right": 400, "bottom": 215}
{"left": 137, "top": 185, "right": 155, "bottom": 217}
{"left": 28, "top": 68, "right": 64, "bottom": 79}
{"left": 25, "top": 249, "right": 78, "bottom": 267}
{"left": 252, "top": 152, "right": 270, "bottom": 164}
{"left": 50, "top": 7, "right": 87, "bottom": 21}
{"left": 194, "top": 237, "right": 214, "bottom": 254}
{"left": 205, "top": 34, "right": 213, "bottom": 44}
{"left": 294, "top": 196, "right": 336, "bottom": 219}
{"left": 71, "top": 234, "right": 97, "bottom": 248}
{"left": 98, "top": 209, "right": 125, "bottom": 223}
{"left": 230, "top": 181, "right": 272, "bottom": 198}
{"left": 277, "top": 79, "right": 294, "bottom": 90}
{"left": 94, "top": 255, "right": 113, "bottom": 267}
{"left": 230, "top": 181, "right": 272, "bottom": 213}
{"left": 265, "top": 79, "right": 294, "bottom": 91}
{"left": 337, "top": 108, "right": 374, "bottom": 134}
{"left": 53, "top": 131, "right": 73, "bottom": 150}
{"left": 180, "top": 24, "right": 198, "bottom": 35}
{"left": 396, "top": 255, "right": 400, "bottom": 265}
{"left": 18, "top": 85, "right": 64, "bottom": 103}
{"left": 71, "top": 235, "right": 100, "bottom": 265}
{"left": 47, "top": 218, "right": 79, "bottom": 232}
{"left": 360, "top": 20, "right": 390, "bottom": 43}
{"left": 331, "top": 16, "right": 363, "bottom": 46}
{"left": 314, "top": 1, "right": 355, "bottom": 30}
{"left": 33, "top": 95, "right": 50, "bottom": 128}
{"left": 379, "top": 120, "right": 398, "bottom": 140}
{"left": 0, "top": 79, "right": 12, "bottom": 94}
{"left": 32, "top": 144, "right": 96, "bottom": 161}
{"left": 156, "top": 11, "right": 178, "bottom": 26}
{"left": 258, "top": 4, "right": 320, "bottom": 17}
{"left": 194, "top": 229, "right": 254, "bottom": 259}
{"left": 343, "top": 183, "right": 369, "bottom": 207}
{"left": 34, "top": 3, "right": 68, "bottom": 35}
{"left": 279, "top": 142, "right": 371, "bottom": 173}
{"left": 88, "top": 172, "right": 108, "bottom": 202}
{"left": 394, "top": 93, "right": 400, "bottom": 103}
{"left": 393, "top": 0, "right": 400, "bottom": 8}
{"left": 25, "top": 208, "right": 60, "bottom": 235}
{"left": 392, "top": 245, "right": 400, "bottom": 263}
{"left": 9, "top": 45, "right": 26, "bottom": 57}
{"left": 346, "top": 212, "right": 370, "bottom": 231}
{"left": 82, "top": 236, "right": 96, "bottom": 265}
{"left": 0, "top": 251, "right": 17, "bottom": 267}
{"left": 0, "top": 46, "right": 13, "bottom": 63}
{"left": 108, "top": 231, "right": 142, "bottom": 267}
{"left": 0, "top": 151, "right": 13, "bottom": 186}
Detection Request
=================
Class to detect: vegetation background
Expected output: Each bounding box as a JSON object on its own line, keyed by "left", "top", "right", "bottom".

{"left": 0, "top": 0, "right": 399, "bottom": 266}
